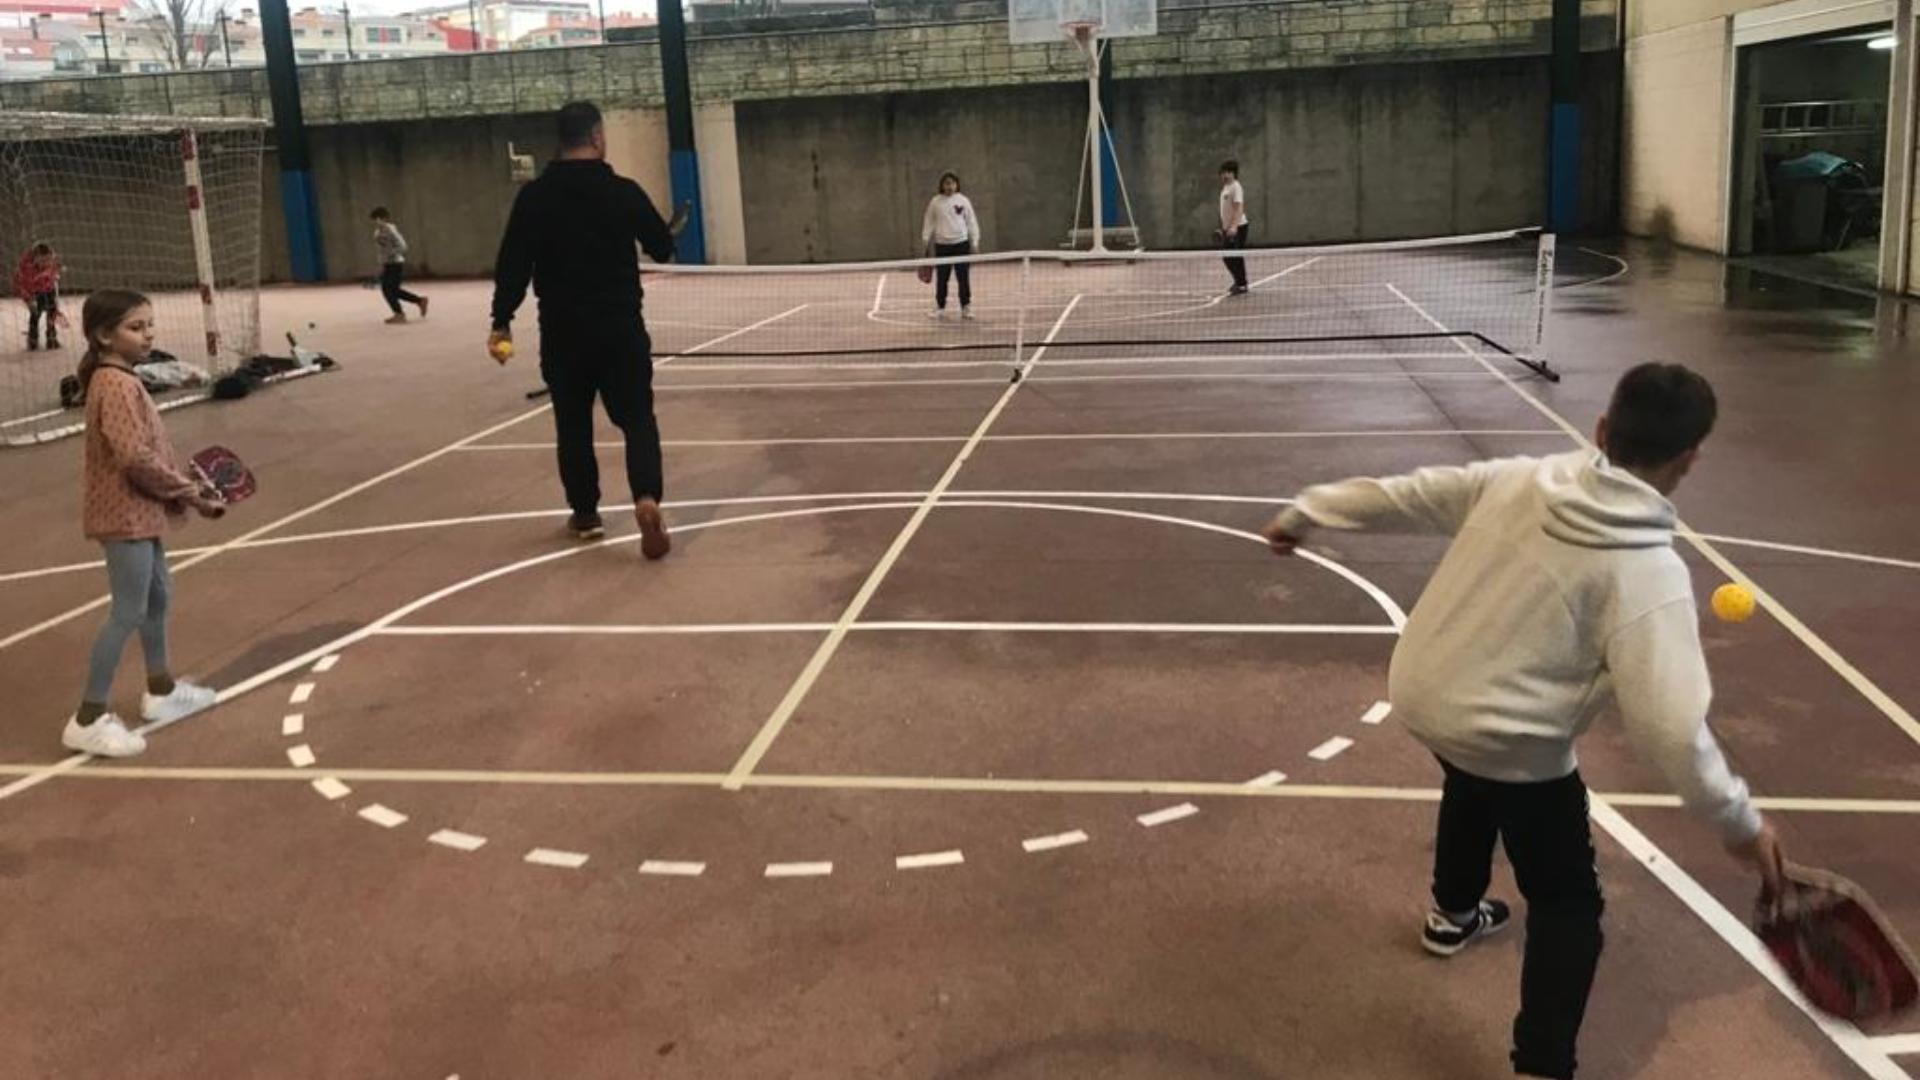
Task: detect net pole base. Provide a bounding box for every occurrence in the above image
[1469,332,1560,383]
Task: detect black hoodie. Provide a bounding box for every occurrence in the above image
[489,158,676,332]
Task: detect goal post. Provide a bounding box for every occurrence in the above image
[0,112,267,445]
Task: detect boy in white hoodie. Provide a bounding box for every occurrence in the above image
[1262,363,1782,1080]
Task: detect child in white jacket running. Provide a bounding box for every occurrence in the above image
[1262,362,1783,1080]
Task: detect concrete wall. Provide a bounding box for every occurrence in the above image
[739,54,1621,263]
[2,1,1621,122]
[1623,19,1733,248]
[737,81,1085,262]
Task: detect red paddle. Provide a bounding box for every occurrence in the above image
[1753,858,1918,1021]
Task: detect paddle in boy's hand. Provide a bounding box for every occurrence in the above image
[1754,851,1919,1021]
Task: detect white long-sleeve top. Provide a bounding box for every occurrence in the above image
[922,193,980,247]
[1271,450,1762,845]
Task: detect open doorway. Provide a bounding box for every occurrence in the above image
[1731,26,1893,292]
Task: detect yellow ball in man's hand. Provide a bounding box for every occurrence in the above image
[490,338,514,363]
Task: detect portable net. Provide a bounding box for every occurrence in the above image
[0,112,267,446]
[637,228,1556,381]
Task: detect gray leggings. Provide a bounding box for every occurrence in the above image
[83,538,172,703]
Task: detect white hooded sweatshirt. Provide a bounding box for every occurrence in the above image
[1272,450,1761,845]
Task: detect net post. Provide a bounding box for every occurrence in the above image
[181,127,222,362]
[1532,232,1556,358]
[1011,255,1031,382]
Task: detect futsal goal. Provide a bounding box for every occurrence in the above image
[0,112,267,446]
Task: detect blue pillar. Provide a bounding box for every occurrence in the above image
[670,149,707,265]
[658,0,706,264]
[260,0,325,280]
[1546,0,1582,234]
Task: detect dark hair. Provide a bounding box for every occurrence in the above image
[938,171,961,192]
[369,206,390,220]
[557,101,603,149]
[76,289,151,395]
[1604,362,1718,468]
[30,242,53,258]
[1220,160,1238,176]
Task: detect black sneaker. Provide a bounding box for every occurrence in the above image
[1228,284,1249,296]
[1421,898,1511,957]
[566,512,605,541]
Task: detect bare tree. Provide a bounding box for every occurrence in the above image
[126,0,229,70]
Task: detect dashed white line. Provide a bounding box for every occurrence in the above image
[638,860,707,877]
[1137,803,1200,827]
[1360,701,1392,725]
[428,829,488,852]
[1022,830,1089,853]
[281,714,305,737]
[895,849,965,870]
[357,804,408,828]
[525,847,589,869]
[1246,771,1289,788]
[764,861,834,878]
[311,655,340,674]
[286,744,316,768]
[288,682,315,705]
[310,777,351,801]
[1309,736,1355,761]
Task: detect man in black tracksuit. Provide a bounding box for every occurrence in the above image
[489,100,677,559]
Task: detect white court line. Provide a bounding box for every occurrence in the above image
[524,847,589,869]
[1690,532,1920,573]
[375,623,835,637]
[659,376,1007,392]
[1870,1033,1920,1056]
[1249,255,1323,290]
[375,621,1390,637]
[639,860,706,877]
[286,745,316,768]
[357,804,408,828]
[311,655,340,674]
[1021,371,1500,385]
[1389,282,1919,1079]
[895,849,965,870]
[1246,771,1289,788]
[856,621,1395,635]
[868,272,886,318]
[720,296,1088,789]
[428,829,488,852]
[443,428,1558,454]
[1360,701,1392,725]
[281,714,305,737]
[0,400,555,657]
[15,762,1920,814]
[288,682,315,705]
[1137,803,1200,827]
[311,777,351,801]
[1388,282,1920,753]
[1587,801,1909,1079]
[1308,736,1354,761]
[764,861,833,878]
[1022,830,1089,852]
[0,308,810,806]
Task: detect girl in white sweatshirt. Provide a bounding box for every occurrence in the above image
[1263,363,1782,1080]
[920,172,980,319]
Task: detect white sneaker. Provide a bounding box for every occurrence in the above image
[142,680,217,724]
[926,309,946,320]
[62,714,147,758]
[961,306,975,320]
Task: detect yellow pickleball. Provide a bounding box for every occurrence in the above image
[490,338,514,363]
[1711,583,1756,623]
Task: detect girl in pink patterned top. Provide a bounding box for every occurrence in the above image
[64,291,226,759]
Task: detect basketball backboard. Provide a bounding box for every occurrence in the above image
[1008,0,1156,46]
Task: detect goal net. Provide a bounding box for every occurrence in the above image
[0,112,267,446]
